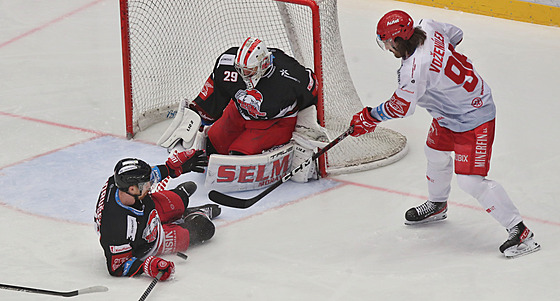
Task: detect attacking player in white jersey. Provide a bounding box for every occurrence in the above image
[349,10,540,258]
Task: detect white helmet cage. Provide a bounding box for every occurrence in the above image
[235,37,273,89]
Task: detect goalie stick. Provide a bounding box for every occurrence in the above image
[0,283,108,297]
[208,126,354,208]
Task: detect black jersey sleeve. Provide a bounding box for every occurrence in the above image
[102,244,145,277]
[272,49,318,111]
[192,47,240,123]
[296,67,319,110]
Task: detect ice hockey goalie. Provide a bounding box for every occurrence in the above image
[157,37,328,191]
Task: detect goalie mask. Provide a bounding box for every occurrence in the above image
[235,37,273,89]
[114,158,153,193]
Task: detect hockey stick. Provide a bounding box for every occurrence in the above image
[138,271,163,301]
[177,251,188,260]
[208,126,354,208]
[0,283,108,297]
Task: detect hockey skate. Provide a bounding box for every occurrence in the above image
[185,204,221,220]
[173,181,221,221]
[500,221,541,259]
[176,181,197,197]
[181,211,216,244]
[405,200,447,225]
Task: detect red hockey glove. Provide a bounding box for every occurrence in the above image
[166,149,208,177]
[350,107,381,137]
[143,256,175,281]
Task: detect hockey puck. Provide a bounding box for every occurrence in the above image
[176,252,188,260]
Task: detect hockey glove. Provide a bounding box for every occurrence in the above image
[350,107,381,137]
[166,149,208,177]
[143,256,175,281]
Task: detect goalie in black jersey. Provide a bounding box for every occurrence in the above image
[158,37,328,188]
[94,150,220,280]
[189,36,319,156]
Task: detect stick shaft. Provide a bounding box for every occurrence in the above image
[0,283,107,297]
[138,271,163,301]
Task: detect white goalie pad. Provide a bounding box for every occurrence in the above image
[205,143,294,193]
[290,106,328,183]
[157,99,201,150]
[294,106,330,144]
[290,137,322,183]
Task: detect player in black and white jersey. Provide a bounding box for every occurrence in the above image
[94,150,220,280]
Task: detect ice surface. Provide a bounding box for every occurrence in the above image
[1,0,559,300]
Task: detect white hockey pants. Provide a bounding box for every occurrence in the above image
[425,145,522,229]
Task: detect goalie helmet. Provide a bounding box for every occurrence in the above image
[235,37,273,89]
[113,158,153,191]
[376,10,414,50]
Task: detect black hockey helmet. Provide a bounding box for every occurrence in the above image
[113,158,152,191]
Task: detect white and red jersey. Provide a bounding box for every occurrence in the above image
[371,19,496,132]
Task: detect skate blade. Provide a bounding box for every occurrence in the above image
[504,238,541,259]
[404,213,447,226]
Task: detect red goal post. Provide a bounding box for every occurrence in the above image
[119,0,407,176]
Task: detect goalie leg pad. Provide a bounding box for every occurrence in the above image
[205,143,294,192]
[290,143,319,183]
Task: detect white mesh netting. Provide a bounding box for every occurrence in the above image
[121,0,407,174]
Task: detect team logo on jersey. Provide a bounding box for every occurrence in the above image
[471,97,483,108]
[235,89,267,119]
[218,53,236,67]
[386,93,411,118]
[143,209,161,244]
[110,243,132,254]
[111,252,131,272]
[280,69,300,83]
[199,77,214,100]
[306,69,316,92]
[126,215,137,240]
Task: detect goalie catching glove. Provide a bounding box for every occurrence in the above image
[350,107,381,137]
[166,149,208,178]
[143,256,175,281]
[157,99,203,152]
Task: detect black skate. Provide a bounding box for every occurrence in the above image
[405,200,447,225]
[181,211,215,244]
[185,204,221,220]
[176,181,197,197]
[500,221,541,258]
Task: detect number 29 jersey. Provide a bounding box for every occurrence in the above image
[374,19,496,133]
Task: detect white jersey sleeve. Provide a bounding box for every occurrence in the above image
[371,19,496,133]
[422,19,463,47]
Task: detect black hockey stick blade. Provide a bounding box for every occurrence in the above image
[208,126,354,208]
[0,283,108,297]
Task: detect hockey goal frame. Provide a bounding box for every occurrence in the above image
[121,0,325,136]
[119,0,407,177]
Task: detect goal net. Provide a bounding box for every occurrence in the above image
[120,0,407,175]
